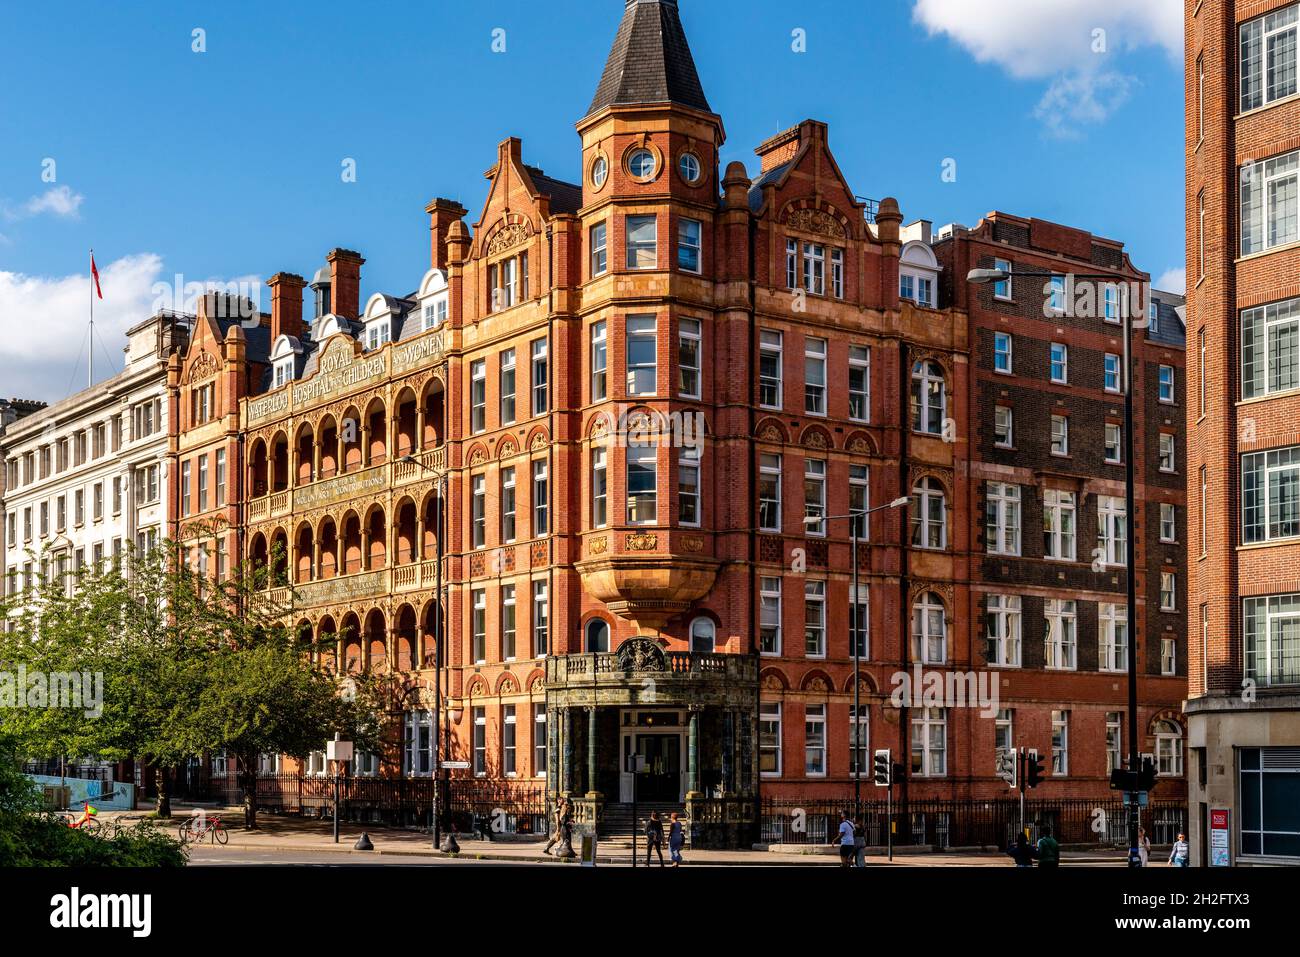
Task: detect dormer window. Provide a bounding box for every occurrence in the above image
[366,321,391,351]
[899,240,941,309]
[416,268,450,332]
[270,334,302,388]
[423,298,448,331]
[274,359,294,389]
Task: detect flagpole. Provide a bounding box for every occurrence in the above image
[88,248,94,389]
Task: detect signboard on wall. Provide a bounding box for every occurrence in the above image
[1210,808,1231,867]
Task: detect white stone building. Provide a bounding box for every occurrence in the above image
[2,314,187,617]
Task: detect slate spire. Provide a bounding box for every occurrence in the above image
[586,0,711,118]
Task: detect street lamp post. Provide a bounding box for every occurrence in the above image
[326,733,353,844]
[398,454,446,849]
[968,267,1144,866]
[805,495,909,837]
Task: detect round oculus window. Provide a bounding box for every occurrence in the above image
[678,152,701,183]
[591,155,609,189]
[628,148,657,179]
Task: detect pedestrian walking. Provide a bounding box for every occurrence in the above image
[542,797,567,856]
[1168,832,1190,867]
[1137,826,1151,867]
[1007,832,1036,867]
[668,811,685,867]
[645,810,665,866]
[1036,825,1060,868]
[833,810,857,867]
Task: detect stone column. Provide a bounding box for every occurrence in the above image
[361,527,371,571]
[562,708,574,795]
[722,709,734,795]
[547,707,559,796]
[416,407,426,454]
[586,706,600,798]
[361,425,371,467]
[687,708,701,798]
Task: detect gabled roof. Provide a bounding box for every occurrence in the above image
[586,0,710,118]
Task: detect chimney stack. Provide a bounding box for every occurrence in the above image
[426,199,468,272]
[327,249,365,320]
[267,272,307,341]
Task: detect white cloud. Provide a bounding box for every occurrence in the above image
[1155,267,1186,295]
[3,185,85,222]
[912,0,1182,135]
[1034,72,1135,139]
[0,255,262,403]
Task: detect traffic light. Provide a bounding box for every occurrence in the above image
[995,749,1016,789]
[1025,751,1046,789]
[1137,756,1157,792]
[873,749,892,787]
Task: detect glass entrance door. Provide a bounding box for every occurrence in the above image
[636,734,681,802]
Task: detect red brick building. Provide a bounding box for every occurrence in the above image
[1184,0,1300,866]
[936,215,1188,804]
[209,0,1190,846]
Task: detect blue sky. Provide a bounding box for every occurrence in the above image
[0,0,1185,403]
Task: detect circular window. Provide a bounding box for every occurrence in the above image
[628,148,657,180]
[591,154,609,190]
[678,152,701,184]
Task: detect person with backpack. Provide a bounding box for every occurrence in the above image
[645,810,666,866]
[833,810,857,867]
[1169,832,1190,867]
[1036,825,1060,868]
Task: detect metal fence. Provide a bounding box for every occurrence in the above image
[760,797,1187,850]
[22,761,112,783]
[199,774,549,833]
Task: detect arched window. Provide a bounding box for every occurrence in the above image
[586,618,610,654]
[911,592,947,664]
[1154,719,1184,777]
[689,617,716,654]
[911,477,947,550]
[910,360,946,435]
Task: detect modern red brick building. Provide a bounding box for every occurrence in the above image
[936,215,1188,806]
[1184,0,1300,866]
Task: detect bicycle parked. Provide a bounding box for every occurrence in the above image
[177,813,229,845]
[63,801,101,835]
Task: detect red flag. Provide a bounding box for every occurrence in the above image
[90,252,103,299]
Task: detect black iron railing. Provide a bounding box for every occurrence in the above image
[760,797,1187,849]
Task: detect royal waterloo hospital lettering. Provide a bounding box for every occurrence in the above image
[292,349,388,406]
[392,331,444,373]
[246,389,289,425]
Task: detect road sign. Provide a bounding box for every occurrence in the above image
[1121,791,1149,807]
[442,761,470,770]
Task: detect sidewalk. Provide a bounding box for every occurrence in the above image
[98,806,1133,866]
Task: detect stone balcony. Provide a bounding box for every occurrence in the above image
[544,638,757,709]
